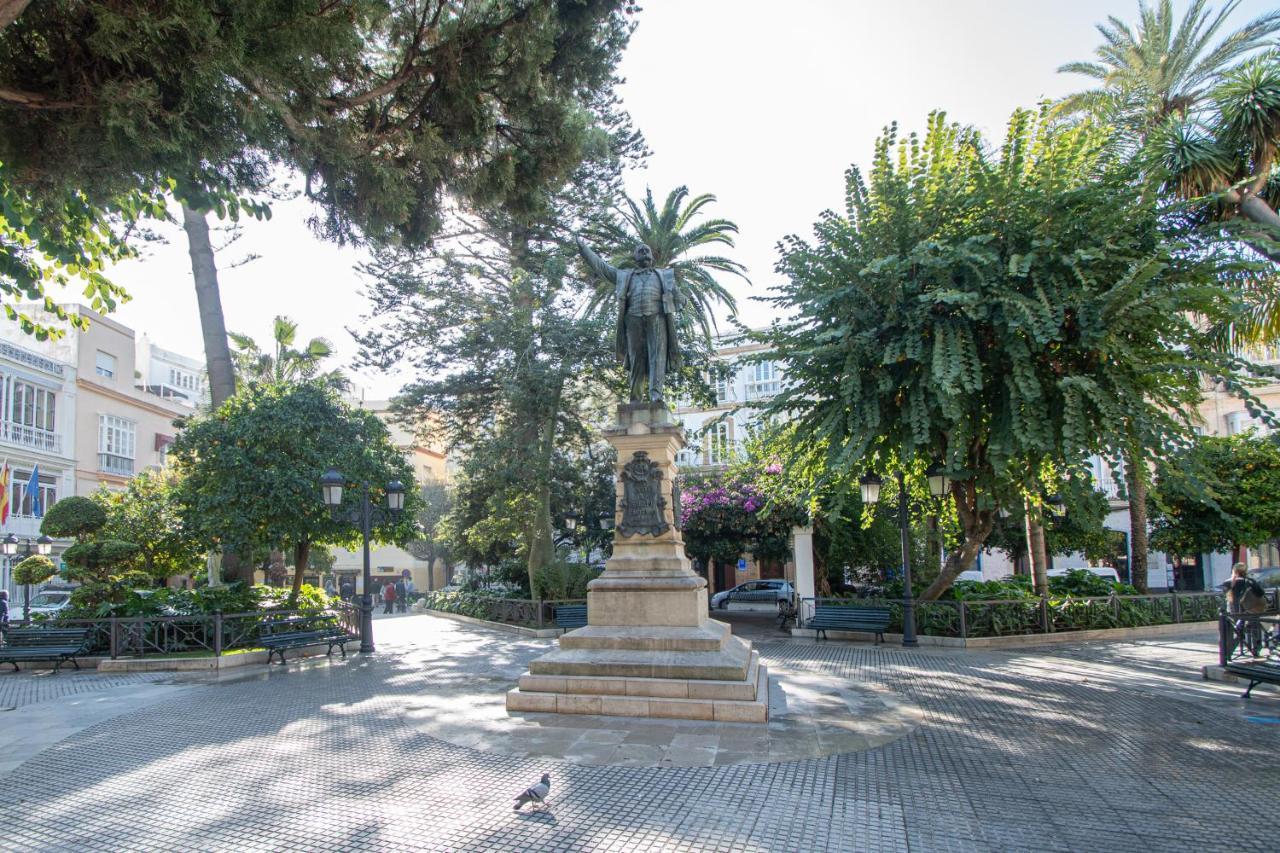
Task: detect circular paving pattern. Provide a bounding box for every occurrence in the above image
[405,659,923,767]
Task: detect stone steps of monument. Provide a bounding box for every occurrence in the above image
[518,651,761,702]
[506,659,769,723]
[528,639,752,682]
[558,624,729,653]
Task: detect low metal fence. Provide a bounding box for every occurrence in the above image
[417,593,588,628]
[798,590,1236,639]
[5,608,354,659]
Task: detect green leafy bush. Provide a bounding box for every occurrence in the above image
[40,496,107,540]
[532,561,596,600]
[12,555,56,586]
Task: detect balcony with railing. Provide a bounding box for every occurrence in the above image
[99,453,134,476]
[0,421,61,454]
[744,379,779,401]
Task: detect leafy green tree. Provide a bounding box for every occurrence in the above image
[408,479,454,589]
[757,107,1265,599]
[168,381,419,591]
[2,1,637,396]
[93,470,203,583]
[585,186,747,343]
[1150,431,1280,558]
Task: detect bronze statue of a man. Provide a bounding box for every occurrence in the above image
[575,237,683,402]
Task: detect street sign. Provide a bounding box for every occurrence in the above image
[402,568,411,579]
[737,558,747,572]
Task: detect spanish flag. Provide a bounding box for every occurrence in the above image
[0,461,9,525]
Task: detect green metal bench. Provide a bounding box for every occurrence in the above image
[260,615,354,664]
[1225,660,1280,699]
[554,605,587,630]
[808,606,890,643]
[0,627,92,673]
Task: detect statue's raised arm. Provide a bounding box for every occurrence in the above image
[575,236,620,284]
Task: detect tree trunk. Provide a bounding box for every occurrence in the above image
[183,204,249,584]
[1025,502,1050,596]
[291,540,310,596]
[1125,450,1149,592]
[921,480,995,600]
[182,204,237,408]
[524,380,563,596]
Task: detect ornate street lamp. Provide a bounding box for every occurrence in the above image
[320,470,405,654]
[860,466,949,647]
[5,534,55,621]
[1046,493,1067,517]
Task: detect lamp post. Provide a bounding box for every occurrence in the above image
[3,533,54,622]
[319,470,404,654]
[860,465,949,647]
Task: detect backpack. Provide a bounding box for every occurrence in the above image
[1241,577,1268,615]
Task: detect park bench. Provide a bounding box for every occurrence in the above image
[1224,660,1280,699]
[0,627,92,673]
[554,605,587,630]
[807,606,890,643]
[260,614,354,665]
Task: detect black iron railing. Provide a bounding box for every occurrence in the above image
[799,590,1239,640]
[2,607,355,659]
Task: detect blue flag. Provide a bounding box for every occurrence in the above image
[24,464,39,517]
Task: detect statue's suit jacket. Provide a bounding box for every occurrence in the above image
[614,267,684,372]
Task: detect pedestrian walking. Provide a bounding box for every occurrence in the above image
[383,581,397,614]
[1226,562,1268,656]
[0,589,8,638]
[395,578,407,613]
[340,579,354,602]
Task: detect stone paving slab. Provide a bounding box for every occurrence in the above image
[0,615,1274,851]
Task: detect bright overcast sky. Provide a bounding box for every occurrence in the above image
[105,0,1275,398]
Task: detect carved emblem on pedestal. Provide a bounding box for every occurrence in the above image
[618,451,669,536]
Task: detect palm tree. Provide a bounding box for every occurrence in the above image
[230,315,348,391]
[586,186,746,343]
[1058,1,1280,264]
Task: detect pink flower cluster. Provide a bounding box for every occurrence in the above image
[680,477,767,527]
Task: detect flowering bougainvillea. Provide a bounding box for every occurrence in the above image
[680,465,804,568]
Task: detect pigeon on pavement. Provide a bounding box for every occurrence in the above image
[513,773,551,811]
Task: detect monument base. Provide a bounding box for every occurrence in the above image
[506,403,768,724]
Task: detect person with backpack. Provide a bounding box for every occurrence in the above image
[382,580,397,614]
[1226,563,1268,656]
[394,578,407,613]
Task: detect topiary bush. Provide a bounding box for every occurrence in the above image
[62,540,141,576]
[12,554,57,586]
[40,496,107,541]
[532,561,596,600]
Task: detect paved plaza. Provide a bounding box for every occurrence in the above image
[0,613,1276,852]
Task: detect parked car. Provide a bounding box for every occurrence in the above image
[26,587,74,618]
[710,580,793,610]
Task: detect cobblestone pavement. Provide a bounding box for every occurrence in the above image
[0,615,1275,852]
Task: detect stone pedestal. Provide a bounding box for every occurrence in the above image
[506,402,769,723]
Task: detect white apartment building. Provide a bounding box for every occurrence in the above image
[673,334,779,469]
[0,334,79,603]
[135,333,208,409]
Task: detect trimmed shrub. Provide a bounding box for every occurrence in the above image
[12,554,56,586]
[40,496,107,540]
